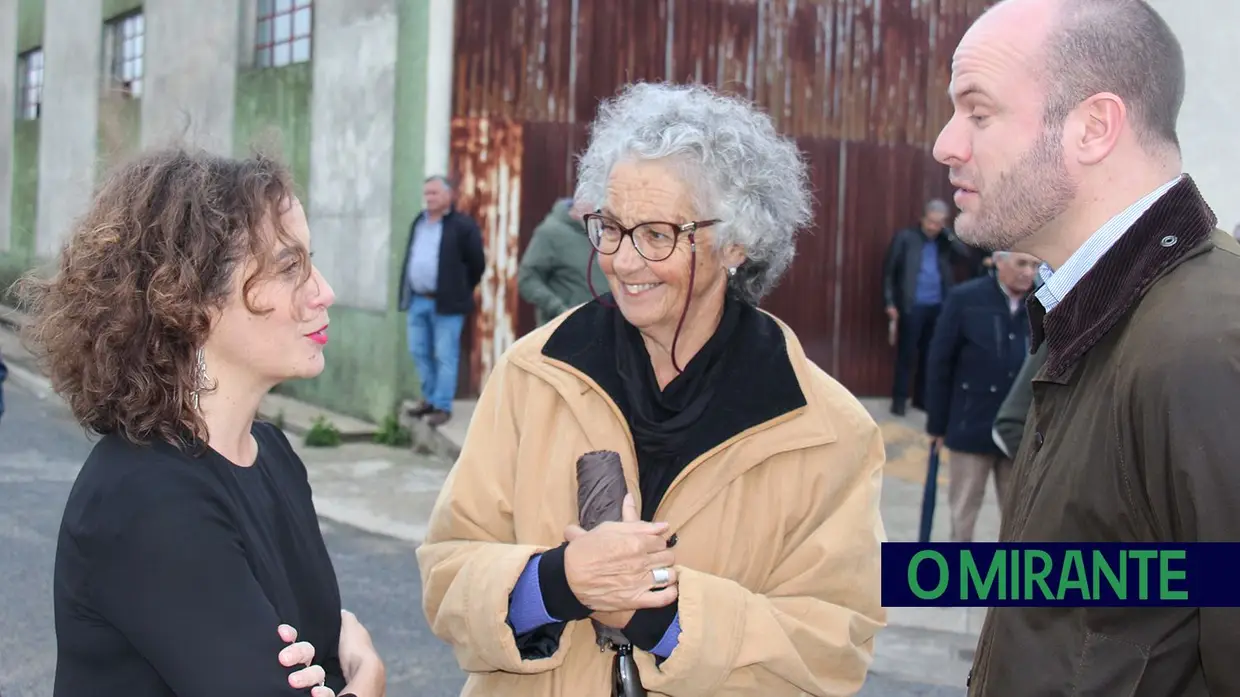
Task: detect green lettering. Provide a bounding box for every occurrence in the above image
[962,550,1004,600]
[1130,550,1158,600]
[1056,550,1091,600]
[1160,550,1188,600]
[1009,546,1019,600]
[1024,550,1054,599]
[909,551,949,599]
[1092,550,1126,599]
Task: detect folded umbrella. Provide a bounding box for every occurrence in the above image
[576,450,632,650]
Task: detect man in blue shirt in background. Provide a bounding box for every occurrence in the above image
[881,199,978,415]
[398,176,486,427]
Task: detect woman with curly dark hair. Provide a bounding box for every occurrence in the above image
[19,147,386,697]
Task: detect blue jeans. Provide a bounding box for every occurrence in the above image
[406,295,466,413]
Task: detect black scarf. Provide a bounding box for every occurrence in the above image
[614,292,742,519]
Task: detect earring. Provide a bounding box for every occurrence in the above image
[191,347,209,411]
[727,266,738,277]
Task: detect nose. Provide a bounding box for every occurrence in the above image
[932,114,969,167]
[611,235,647,275]
[309,266,336,309]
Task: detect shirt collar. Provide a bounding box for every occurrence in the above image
[1035,175,1183,313]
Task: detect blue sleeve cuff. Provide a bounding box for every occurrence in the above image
[649,612,681,658]
[508,555,559,635]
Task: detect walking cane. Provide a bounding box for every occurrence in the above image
[918,440,941,543]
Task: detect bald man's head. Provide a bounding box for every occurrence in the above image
[934,0,1185,254]
[979,0,1185,151]
[1038,0,1185,152]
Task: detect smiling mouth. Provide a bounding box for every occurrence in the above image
[621,282,662,296]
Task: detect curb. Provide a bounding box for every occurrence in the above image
[312,496,427,544]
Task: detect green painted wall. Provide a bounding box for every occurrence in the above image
[4,0,44,301]
[258,0,432,425]
[101,0,142,20]
[233,61,313,204]
[17,0,44,52]
[1,121,39,300]
[95,0,145,181]
[392,0,431,401]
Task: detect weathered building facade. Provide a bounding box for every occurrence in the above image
[0,0,441,424]
[2,0,1233,421]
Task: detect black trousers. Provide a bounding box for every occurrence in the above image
[892,303,941,408]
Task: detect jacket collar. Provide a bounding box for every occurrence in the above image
[507,299,837,527]
[1029,175,1218,383]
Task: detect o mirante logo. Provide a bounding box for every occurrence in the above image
[881,543,1240,607]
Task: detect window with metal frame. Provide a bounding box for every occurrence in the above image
[104,11,145,97]
[16,48,43,120]
[104,11,146,97]
[255,0,313,68]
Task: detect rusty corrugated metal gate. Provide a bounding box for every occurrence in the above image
[451,0,994,398]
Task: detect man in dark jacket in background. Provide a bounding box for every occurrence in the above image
[882,199,980,415]
[399,175,486,427]
[517,198,606,327]
[925,251,1038,542]
[0,349,7,425]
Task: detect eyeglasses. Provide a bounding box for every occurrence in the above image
[584,213,721,262]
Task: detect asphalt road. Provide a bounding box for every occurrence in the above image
[0,378,962,697]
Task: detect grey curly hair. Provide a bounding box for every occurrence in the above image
[573,82,814,305]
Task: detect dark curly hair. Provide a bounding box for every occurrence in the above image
[14,146,309,448]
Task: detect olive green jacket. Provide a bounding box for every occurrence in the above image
[517,200,607,326]
[991,341,1046,459]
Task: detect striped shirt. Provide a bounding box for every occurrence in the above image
[1035,175,1183,313]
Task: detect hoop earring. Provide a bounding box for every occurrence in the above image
[191,347,209,411]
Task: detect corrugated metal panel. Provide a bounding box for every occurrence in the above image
[449,117,523,397]
[451,0,995,397]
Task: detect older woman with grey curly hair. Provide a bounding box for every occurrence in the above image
[417,81,887,697]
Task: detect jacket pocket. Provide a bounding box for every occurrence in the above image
[1070,631,1150,697]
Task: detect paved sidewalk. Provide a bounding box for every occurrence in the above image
[2,319,997,691]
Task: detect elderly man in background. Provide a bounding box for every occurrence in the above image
[925,250,1038,542]
[398,175,486,427]
[518,197,607,327]
[936,0,1240,693]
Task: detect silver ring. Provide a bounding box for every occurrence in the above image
[652,567,671,586]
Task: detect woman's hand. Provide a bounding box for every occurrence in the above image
[277,624,336,697]
[563,494,678,612]
[338,610,386,697]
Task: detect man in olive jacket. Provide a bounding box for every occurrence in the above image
[990,342,1046,460]
[936,0,1240,694]
[517,198,606,327]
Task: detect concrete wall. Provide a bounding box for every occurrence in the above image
[35,0,101,258]
[140,0,239,154]
[0,0,18,253]
[274,0,429,423]
[1148,0,1239,233]
[307,0,398,313]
